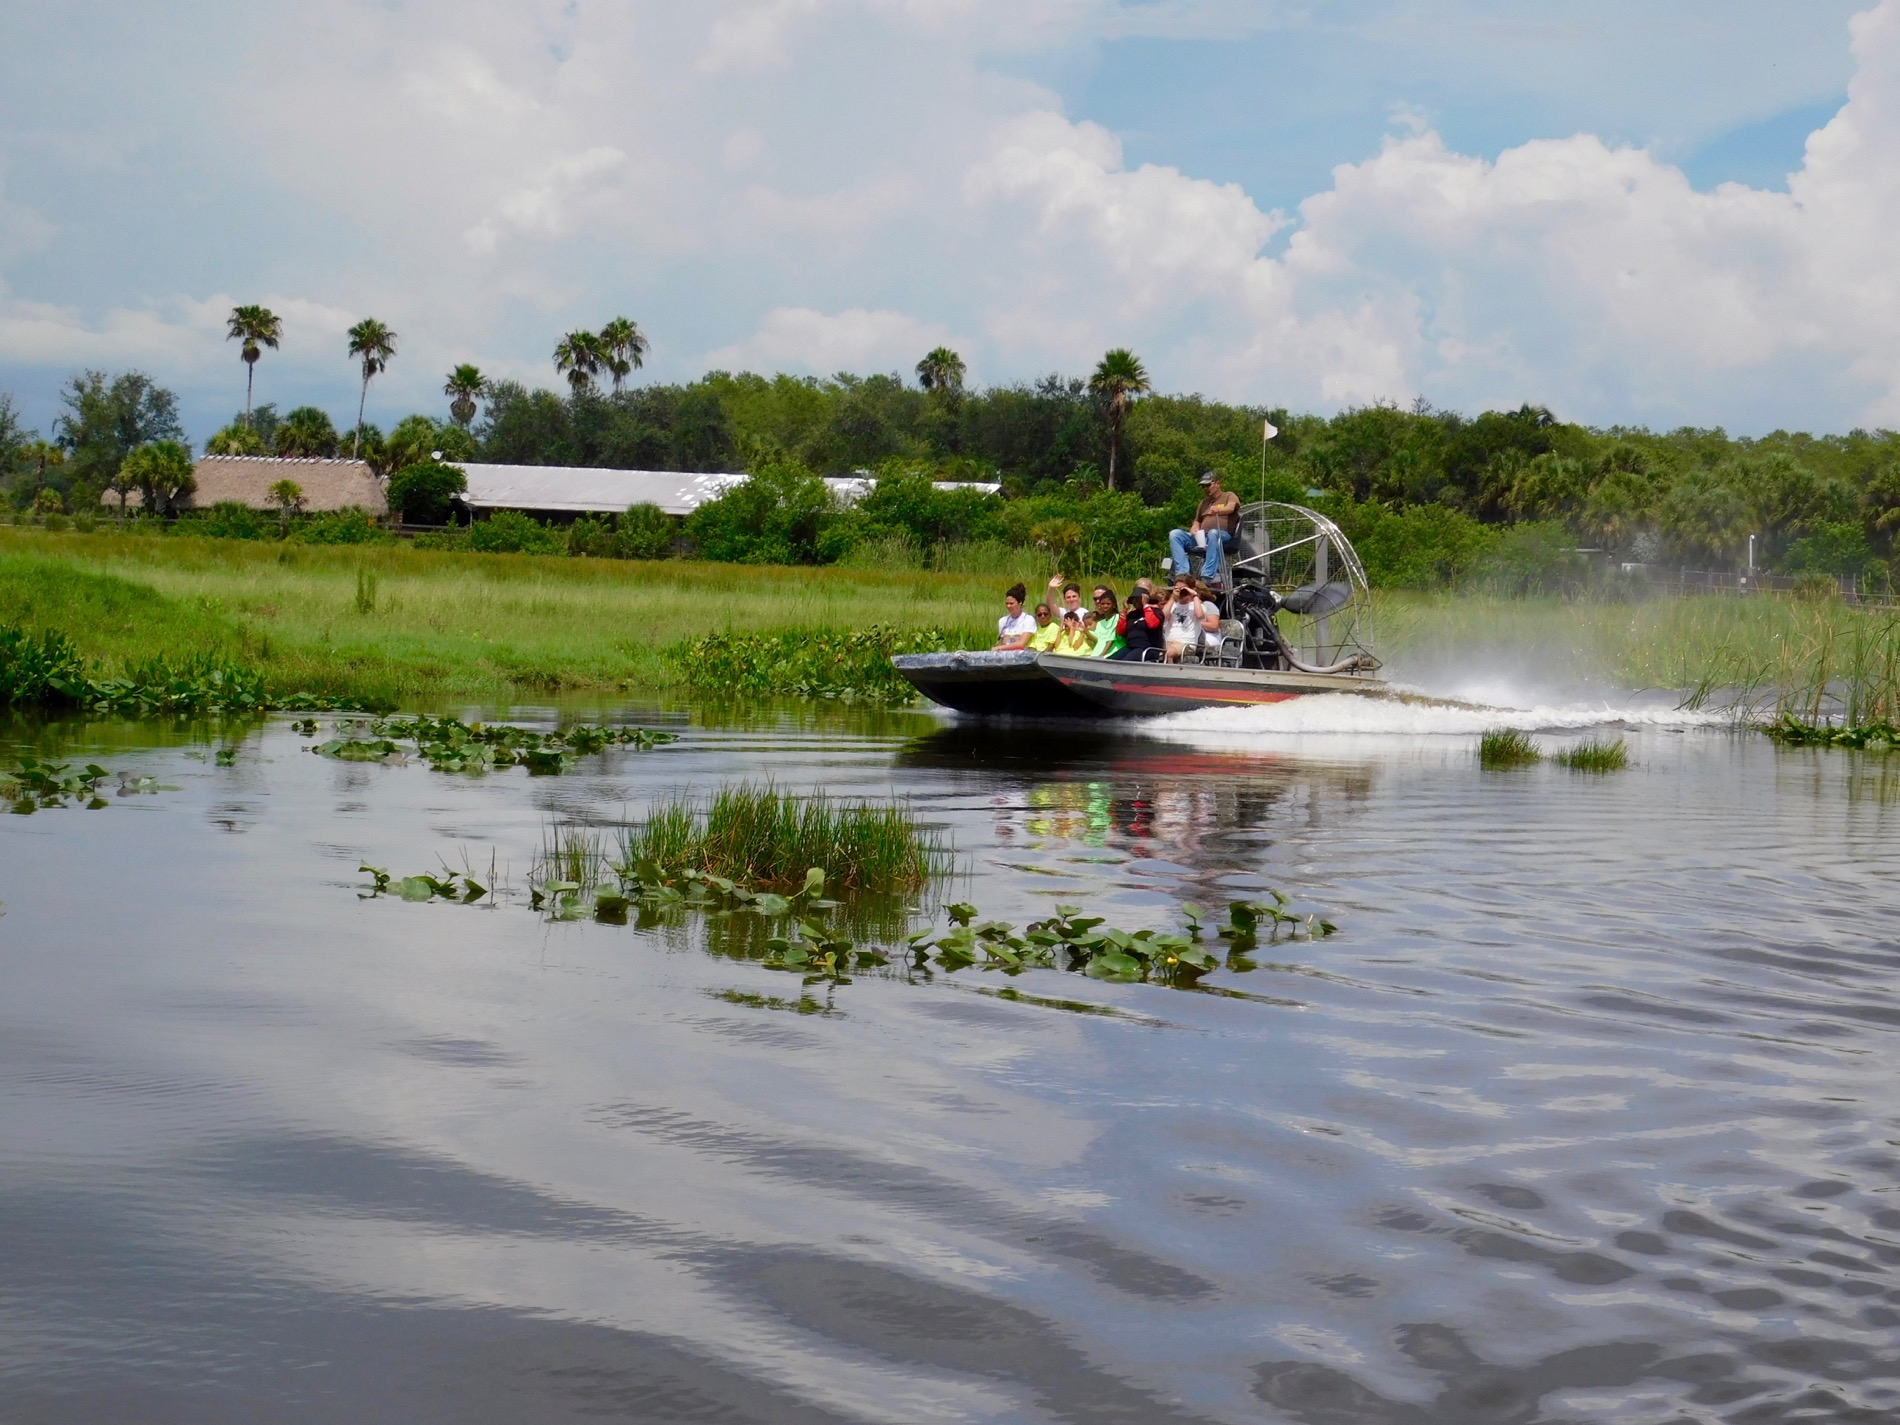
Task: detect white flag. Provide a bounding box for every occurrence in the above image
[1262,419,1279,442]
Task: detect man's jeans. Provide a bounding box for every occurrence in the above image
[1169,527,1231,581]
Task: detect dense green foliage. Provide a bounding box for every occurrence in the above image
[668,624,979,703]
[11,353,1900,586]
[566,503,674,559]
[386,460,467,524]
[0,622,269,713]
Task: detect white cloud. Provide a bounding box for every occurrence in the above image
[955,0,1900,427]
[0,0,1895,438]
[702,306,955,375]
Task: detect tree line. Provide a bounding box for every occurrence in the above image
[3,304,1899,584]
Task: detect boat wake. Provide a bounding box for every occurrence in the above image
[1146,687,1733,738]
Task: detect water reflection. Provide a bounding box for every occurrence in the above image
[3,712,1899,1422]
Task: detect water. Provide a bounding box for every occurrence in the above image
[2,701,1898,1423]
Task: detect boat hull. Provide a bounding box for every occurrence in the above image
[890,650,1113,718]
[892,650,1386,718]
[1036,653,1386,715]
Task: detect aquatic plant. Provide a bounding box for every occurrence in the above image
[1763,717,1900,750]
[618,784,943,890]
[358,864,490,903]
[0,626,89,706]
[3,755,109,811]
[312,714,678,773]
[1553,737,1629,771]
[1,620,360,715]
[901,895,1335,985]
[666,624,982,704]
[1478,728,1542,768]
[359,838,1341,993]
[1,755,168,812]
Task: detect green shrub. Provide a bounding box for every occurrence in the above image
[190,501,271,540]
[668,624,980,703]
[386,461,467,525]
[684,461,853,564]
[1468,521,1592,596]
[566,503,677,560]
[292,508,390,545]
[1333,499,1500,588]
[468,508,562,554]
[1777,520,1879,582]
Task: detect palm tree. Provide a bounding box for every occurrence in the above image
[444,364,487,427]
[225,305,282,426]
[554,331,604,396]
[1088,348,1151,492]
[346,318,397,458]
[598,317,648,394]
[266,478,306,535]
[916,346,966,398]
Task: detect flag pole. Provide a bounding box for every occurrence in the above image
[1260,414,1279,505]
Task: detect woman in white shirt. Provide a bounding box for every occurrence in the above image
[994,582,1037,650]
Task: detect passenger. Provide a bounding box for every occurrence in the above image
[1046,574,1086,625]
[1053,609,1091,654]
[994,582,1036,650]
[1111,589,1163,661]
[1027,602,1063,652]
[1162,579,1212,662]
[1088,586,1121,656]
[1084,608,1120,658]
[1193,577,1225,651]
[1168,472,1241,587]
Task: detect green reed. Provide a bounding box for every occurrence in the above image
[1553,737,1628,772]
[1479,728,1541,768]
[619,784,945,891]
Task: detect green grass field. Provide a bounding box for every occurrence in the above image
[3,525,1887,715]
[0,527,1006,706]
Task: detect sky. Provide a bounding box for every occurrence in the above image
[0,0,1896,444]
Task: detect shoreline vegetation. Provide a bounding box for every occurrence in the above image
[5,525,1900,739]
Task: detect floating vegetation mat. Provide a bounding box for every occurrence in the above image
[357,844,1335,993]
[2,755,170,813]
[309,714,677,774]
[1764,717,1900,750]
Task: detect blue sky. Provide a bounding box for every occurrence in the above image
[0,0,1894,444]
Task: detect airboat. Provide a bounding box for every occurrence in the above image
[891,501,1386,718]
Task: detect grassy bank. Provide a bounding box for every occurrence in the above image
[6,525,1893,716]
[0,528,999,707]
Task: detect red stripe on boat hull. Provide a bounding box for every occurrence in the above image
[1102,681,1302,704]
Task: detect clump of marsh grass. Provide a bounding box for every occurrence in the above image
[542,824,608,890]
[1553,736,1628,772]
[619,784,944,892]
[1478,727,1542,768]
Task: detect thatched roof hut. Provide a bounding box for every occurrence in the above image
[104,456,388,516]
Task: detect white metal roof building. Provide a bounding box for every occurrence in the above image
[453,464,997,518]
[455,464,748,518]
